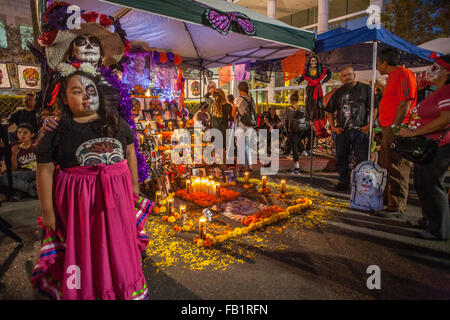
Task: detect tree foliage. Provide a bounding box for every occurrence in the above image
[382,0,449,45]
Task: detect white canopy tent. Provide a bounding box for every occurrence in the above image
[47,0,315,69]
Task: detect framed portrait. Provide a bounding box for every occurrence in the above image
[17,64,41,90]
[0,63,12,89]
[135,122,144,131]
[192,167,206,177]
[187,79,202,99]
[122,54,151,92]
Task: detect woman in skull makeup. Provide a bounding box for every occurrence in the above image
[31,66,151,300]
[68,35,103,65]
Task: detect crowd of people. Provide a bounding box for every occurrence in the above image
[0,23,448,301]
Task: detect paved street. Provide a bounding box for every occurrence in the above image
[1,167,449,300]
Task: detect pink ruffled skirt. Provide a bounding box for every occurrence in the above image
[30,160,154,300]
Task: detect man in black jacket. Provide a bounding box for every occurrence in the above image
[6,91,38,142]
[326,66,371,191]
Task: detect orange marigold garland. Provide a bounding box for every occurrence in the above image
[175,189,240,207]
[195,199,313,247]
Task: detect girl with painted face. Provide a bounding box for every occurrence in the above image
[32,69,152,300]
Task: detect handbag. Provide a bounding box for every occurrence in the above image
[392,127,449,164]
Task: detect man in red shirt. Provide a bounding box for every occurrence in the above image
[377,48,417,216]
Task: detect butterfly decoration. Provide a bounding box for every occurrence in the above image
[205,9,256,36]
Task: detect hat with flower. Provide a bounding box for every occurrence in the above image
[40,1,130,70]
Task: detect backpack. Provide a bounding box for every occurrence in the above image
[238,96,257,127]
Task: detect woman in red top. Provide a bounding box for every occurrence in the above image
[399,54,450,240]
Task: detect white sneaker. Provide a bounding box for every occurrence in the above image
[301,151,308,156]
[290,167,301,174]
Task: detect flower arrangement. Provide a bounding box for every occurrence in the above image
[274,193,292,200]
[175,188,241,207]
[286,198,313,214]
[257,187,271,194]
[195,200,312,247]
[57,62,98,77]
[153,193,175,214]
[240,206,284,226]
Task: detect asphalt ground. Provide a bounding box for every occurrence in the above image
[0,169,449,301]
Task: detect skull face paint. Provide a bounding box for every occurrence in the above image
[72,35,101,65]
[79,75,99,112]
[310,57,318,69]
[427,63,442,81]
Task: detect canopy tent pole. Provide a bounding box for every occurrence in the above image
[368,40,378,161]
[310,121,313,183]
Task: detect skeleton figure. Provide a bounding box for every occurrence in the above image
[70,35,102,66]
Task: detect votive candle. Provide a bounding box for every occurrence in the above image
[281,179,286,194]
[155,191,162,206]
[199,217,207,239]
[168,198,174,214]
[180,205,187,225]
[186,179,191,193]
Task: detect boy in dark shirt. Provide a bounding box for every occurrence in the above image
[6,91,38,142]
[0,123,38,199]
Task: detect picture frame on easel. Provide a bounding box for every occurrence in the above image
[0,63,12,89]
[16,64,41,90]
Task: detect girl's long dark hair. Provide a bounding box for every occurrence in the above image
[55,71,121,139]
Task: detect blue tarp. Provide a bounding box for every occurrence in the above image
[314,26,439,71]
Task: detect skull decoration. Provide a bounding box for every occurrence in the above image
[71,35,101,66]
[310,56,318,69]
[350,161,387,211]
[427,63,442,82]
[79,75,99,112]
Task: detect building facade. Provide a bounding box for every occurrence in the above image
[0,0,38,95]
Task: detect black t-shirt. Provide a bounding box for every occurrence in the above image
[263,112,281,128]
[37,116,135,168]
[325,82,371,129]
[7,109,38,132]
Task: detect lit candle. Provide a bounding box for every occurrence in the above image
[244,172,249,184]
[168,198,174,214]
[179,121,183,128]
[216,183,221,197]
[155,191,162,207]
[262,176,267,188]
[201,178,207,193]
[199,217,207,239]
[168,121,173,130]
[180,205,187,225]
[281,179,286,194]
[157,134,162,145]
[186,179,191,193]
[208,180,214,195]
[212,182,217,197]
[195,178,200,193]
[208,175,214,181]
